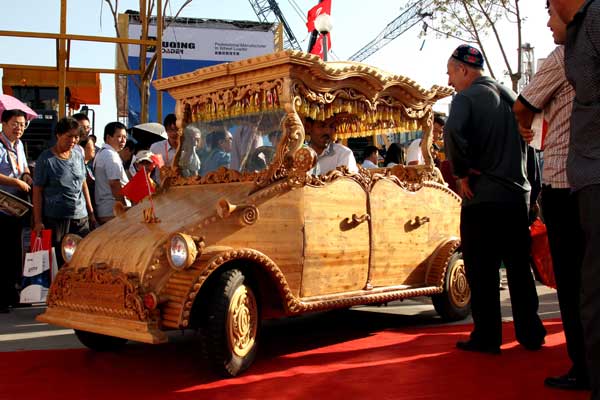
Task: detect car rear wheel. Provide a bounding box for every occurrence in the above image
[202,269,260,377]
[74,330,127,351]
[432,252,471,321]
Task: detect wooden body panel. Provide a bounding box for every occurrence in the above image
[370,181,461,287]
[190,185,305,297]
[301,179,369,296]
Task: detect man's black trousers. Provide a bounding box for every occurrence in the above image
[577,184,600,398]
[460,202,546,348]
[541,186,587,380]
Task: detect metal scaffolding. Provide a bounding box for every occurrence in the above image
[248,0,302,51]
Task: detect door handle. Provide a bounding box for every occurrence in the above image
[340,213,370,231]
[351,213,370,225]
[415,216,430,226]
[405,216,430,232]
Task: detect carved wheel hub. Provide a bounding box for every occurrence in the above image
[227,285,258,357]
[449,259,470,308]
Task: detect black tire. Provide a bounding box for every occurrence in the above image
[74,329,127,352]
[432,252,471,321]
[202,269,260,377]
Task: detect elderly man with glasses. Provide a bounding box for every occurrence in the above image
[0,109,33,313]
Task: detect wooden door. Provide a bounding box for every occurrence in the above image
[300,178,370,297]
[369,180,437,287]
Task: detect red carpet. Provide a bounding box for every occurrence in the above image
[0,315,590,400]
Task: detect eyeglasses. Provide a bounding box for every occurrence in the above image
[79,125,92,133]
[9,121,29,130]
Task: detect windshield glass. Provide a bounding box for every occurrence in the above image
[179,110,286,178]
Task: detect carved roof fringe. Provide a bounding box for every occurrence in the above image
[154,50,453,139]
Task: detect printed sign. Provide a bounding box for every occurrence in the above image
[128,24,274,62]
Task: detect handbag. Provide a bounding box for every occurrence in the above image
[22,233,50,277]
[530,218,556,289]
[20,229,53,304]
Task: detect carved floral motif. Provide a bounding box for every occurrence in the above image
[47,263,150,321]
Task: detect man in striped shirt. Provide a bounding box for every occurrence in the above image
[550,0,600,397]
[513,1,589,391]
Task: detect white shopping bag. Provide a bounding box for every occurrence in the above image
[22,237,50,277]
[50,247,58,281]
[20,233,52,304]
[20,285,48,304]
[530,112,547,150]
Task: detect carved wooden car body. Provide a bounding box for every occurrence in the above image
[38,50,469,376]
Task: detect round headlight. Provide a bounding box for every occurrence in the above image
[61,234,82,263]
[167,233,197,270]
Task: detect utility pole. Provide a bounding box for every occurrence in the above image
[518,42,535,92]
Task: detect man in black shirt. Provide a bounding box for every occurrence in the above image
[444,44,546,355]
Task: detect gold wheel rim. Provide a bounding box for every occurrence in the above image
[227,284,258,358]
[449,259,471,308]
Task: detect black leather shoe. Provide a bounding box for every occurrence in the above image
[544,374,590,390]
[456,340,501,355]
[522,339,545,351]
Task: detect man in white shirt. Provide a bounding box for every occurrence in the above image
[307,119,358,175]
[406,138,425,166]
[406,115,446,166]
[149,114,179,169]
[361,146,379,169]
[94,122,130,224]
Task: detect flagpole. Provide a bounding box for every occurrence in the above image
[307,0,325,52]
[143,166,156,217]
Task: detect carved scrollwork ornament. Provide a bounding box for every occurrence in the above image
[255,96,306,189]
[239,205,259,226]
[47,264,149,321]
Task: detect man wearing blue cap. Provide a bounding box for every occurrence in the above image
[444,44,546,354]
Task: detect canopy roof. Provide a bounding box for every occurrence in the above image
[154,50,453,139]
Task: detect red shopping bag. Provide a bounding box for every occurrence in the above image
[530,218,556,288]
[31,229,52,252]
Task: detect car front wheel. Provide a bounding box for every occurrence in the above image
[203,269,260,377]
[432,252,471,321]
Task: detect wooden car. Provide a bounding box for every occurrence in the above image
[37,51,469,377]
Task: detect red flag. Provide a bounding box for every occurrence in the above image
[121,168,156,203]
[151,154,165,168]
[306,0,332,32]
[310,33,332,59]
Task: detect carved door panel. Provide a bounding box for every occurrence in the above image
[369,180,437,287]
[301,178,370,297]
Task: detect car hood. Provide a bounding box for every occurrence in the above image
[67,182,255,275]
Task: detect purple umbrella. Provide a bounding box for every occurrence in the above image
[0,94,38,121]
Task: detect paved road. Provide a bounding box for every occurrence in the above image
[0,278,560,352]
